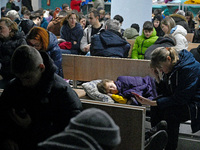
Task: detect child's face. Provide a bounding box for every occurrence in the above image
[143,30,153,38]
[153,19,160,28]
[161,24,169,34]
[105,81,118,94]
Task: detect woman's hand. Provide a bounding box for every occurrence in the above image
[135,95,157,106]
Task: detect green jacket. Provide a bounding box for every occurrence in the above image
[131,28,158,59]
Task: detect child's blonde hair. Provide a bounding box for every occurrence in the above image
[97,79,112,94]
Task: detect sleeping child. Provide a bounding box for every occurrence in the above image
[97,76,157,105]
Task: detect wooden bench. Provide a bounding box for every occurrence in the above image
[81,99,146,150]
[188,43,200,51]
[62,54,151,88]
[185,33,194,43]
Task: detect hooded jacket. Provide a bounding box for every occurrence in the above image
[47,31,63,77]
[90,29,130,58]
[170,14,190,33]
[170,25,188,52]
[144,36,176,59]
[0,31,26,80]
[60,22,83,53]
[131,28,158,59]
[0,51,82,149]
[156,50,200,133]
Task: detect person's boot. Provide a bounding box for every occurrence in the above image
[145,130,168,150]
[145,120,167,140]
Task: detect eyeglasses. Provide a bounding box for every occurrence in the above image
[89,17,93,20]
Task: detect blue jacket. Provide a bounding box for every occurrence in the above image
[41,17,49,29]
[60,22,83,53]
[90,29,130,58]
[156,50,200,133]
[115,76,158,104]
[47,32,63,77]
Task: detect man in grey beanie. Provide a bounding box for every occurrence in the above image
[37,108,168,150]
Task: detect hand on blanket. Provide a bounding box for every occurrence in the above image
[135,95,157,106]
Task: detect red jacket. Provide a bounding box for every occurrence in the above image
[70,0,82,12]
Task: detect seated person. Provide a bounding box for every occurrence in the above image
[37,108,168,150]
[144,34,176,60]
[97,76,157,105]
[26,26,63,77]
[90,19,130,58]
[0,45,82,150]
[131,21,158,59]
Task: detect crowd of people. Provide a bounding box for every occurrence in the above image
[0,0,200,150]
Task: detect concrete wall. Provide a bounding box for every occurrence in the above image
[111,0,152,34]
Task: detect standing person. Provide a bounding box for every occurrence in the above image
[70,0,85,12]
[131,21,158,59]
[153,15,165,37]
[185,11,195,33]
[90,19,130,58]
[135,47,200,150]
[0,45,82,150]
[161,16,188,52]
[26,27,63,77]
[60,12,84,54]
[22,0,33,12]
[0,17,26,89]
[80,9,104,54]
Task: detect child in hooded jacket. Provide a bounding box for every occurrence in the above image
[131,21,158,59]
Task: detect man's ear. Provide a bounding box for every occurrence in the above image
[39,63,45,72]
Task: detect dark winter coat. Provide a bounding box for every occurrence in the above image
[19,19,35,35]
[0,51,82,150]
[156,50,200,133]
[90,29,130,58]
[0,31,26,80]
[192,29,200,43]
[144,36,176,60]
[60,22,83,53]
[190,45,200,62]
[188,19,195,33]
[22,0,33,11]
[41,17,49,29]
[114,76,158,101]
[47,31,63,77]
[170,14,190,33]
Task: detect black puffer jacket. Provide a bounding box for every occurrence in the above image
[0,31,26,80]
[0,51,82,150]
[144,36,176,59]
[190,45,200,62]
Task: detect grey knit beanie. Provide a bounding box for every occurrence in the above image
[37,129,103,150]
[66,108,121,148]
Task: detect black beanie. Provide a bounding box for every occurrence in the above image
[67,108,121,148]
